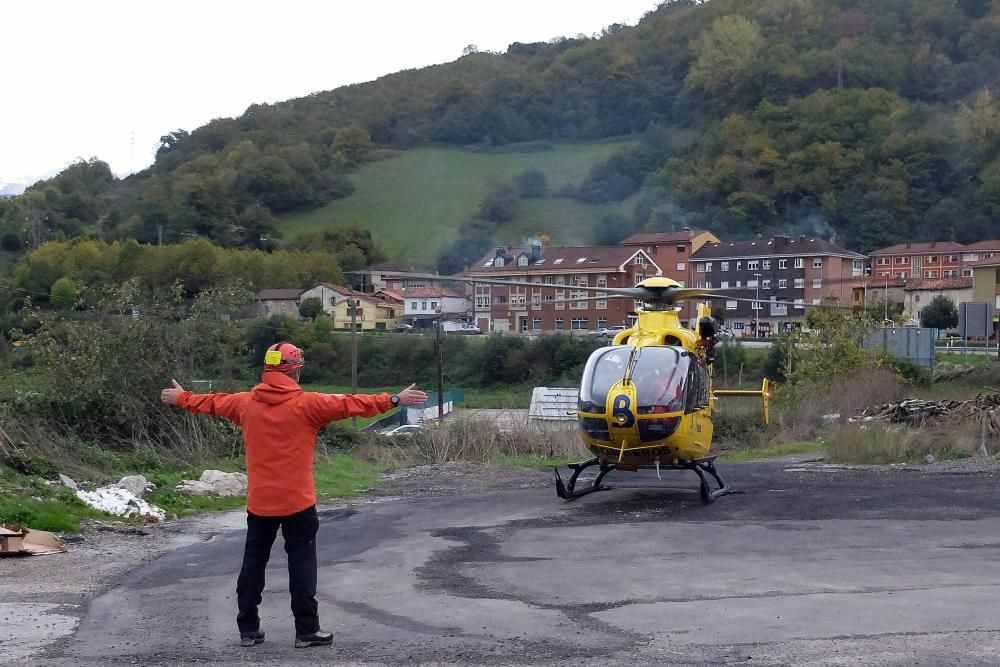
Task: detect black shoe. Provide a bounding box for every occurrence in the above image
[294,630,333,648]
[240,630,265,647]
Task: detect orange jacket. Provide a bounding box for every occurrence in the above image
[177,371,393,516]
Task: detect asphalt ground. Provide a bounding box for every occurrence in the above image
[25,460,1000,666]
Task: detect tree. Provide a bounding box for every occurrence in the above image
[957,89,1000,160]
[686,16,764,91]
[479,183,518,222]
[515,168,547,198]
[50,277,83,310]
[332,124,374,166]
[919,295,958,330]
[299,297,324,320]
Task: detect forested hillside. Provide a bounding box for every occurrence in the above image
[0,0,998,281]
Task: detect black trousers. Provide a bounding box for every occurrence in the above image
[236,505,320,635]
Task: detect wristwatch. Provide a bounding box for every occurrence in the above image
[390,394,400,406]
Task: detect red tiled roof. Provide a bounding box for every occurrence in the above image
[316,282,352,294]
[691,236,865,259]
[960,240,1000,251]
[620,229,711,245]
[376,289,405,302]
[903,278,973,291]
[256,288,304,301]
[467,245,656,274]
[868,241,965,255]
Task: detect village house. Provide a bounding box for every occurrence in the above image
[328,291,401,331]
[690,235,866,336]
[970,258,1000,337]
[618,228,720,318]
[254,288,305,317]
[851,276,907,319]
[353,262,442,293]
[902,278,974,327]
[464,244,661,334]
[298,283,353,314]
[401,287,468,330]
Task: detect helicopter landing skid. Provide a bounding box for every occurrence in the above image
[554,458,617,500]
[683,456,733,504]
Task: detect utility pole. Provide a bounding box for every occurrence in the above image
[884,274,888,324]
[350,298,358,426]
[436,318,445,423]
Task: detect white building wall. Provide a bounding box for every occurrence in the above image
[299,285,351,314]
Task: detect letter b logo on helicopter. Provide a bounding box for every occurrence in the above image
[611,395,635,428]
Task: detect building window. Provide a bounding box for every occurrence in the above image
[596,293,607,309]
[877,257,889,265]
[762,279,771,289]
[924,270,938,278]
[733,322,745,330]
[421,302,427,310]
[410,301,417,310]
[555,276,565,285]
[571,318,588,330]
[946,254,958,262]
[598,317,608,329]
[736,261,743,271]
[962,269,973,277]
[597,274,607,287]
[495,257,504,267]
[676,244,686,253]
[475,296,490,308]
[676,262,686,271]
[794,298,804,309]
[925,256,937,263]
[895,257,909,265]
[812,279,821,289]
[696,282,707,289]
[726,300,737,310]
[813,258,823,268]
[751,301,761,310]
[778,259,788,269]
[555,318,564,330]
[720,281,729,289]
[794,258,804,269]
[735,280,742,288]
[721,261,730,272]
[705,262,713,272]
[794,278,805,288]
[695,263,705,273]
[635,255,646,265]
[778,279,787,288]
[430,301,438,310]
[532,318,542,330]
[812,298,821,305]
[748,260,759,271]
[943,270,957,277]
[647,247,654,254]
[518,255,528,266]
[762,259,771,270]
[747,279,759,288]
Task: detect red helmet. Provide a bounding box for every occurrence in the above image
[264,342,305,371]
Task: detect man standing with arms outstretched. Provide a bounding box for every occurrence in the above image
[161,342,427,648]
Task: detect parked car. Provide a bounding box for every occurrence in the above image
[442,322,482,334]
[588,325,626,338]
[380,424,424,437]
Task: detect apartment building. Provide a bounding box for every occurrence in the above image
[970,258,1000,336]
[619,228,720,317]
[690,235,866,336]
[465,245,661,334]
[868,241,1000,279]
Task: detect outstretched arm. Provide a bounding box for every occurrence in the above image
[305,383,427,428]
[161,379,246,424]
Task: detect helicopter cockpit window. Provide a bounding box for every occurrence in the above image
[630,346,689,415]
[579,346,630,413]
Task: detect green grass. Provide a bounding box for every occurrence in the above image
[313,453,380,497]
[935,353,996,364]
[279,141,635,266]
[719,441,827,462]
[0,492,109,533]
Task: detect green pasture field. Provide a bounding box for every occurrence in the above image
[279,141,635,266]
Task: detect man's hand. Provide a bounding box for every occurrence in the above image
[396,383,427,407]
[160,379,185,406]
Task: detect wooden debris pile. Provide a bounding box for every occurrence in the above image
[851,392,1000,436]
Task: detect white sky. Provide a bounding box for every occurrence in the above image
[1,0,660,184]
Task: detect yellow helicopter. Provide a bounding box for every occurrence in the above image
[378,272,770,503]
[557,276,769,502]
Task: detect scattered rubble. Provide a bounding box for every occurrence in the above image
[175,469,247,497]
[75,487,165,521]
[57,474,77,491]
[112,474,154,498]
[851,392,1000,436]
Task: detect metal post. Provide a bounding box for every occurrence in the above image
[350,299,358,426]
[884,274,888,323]
[436,319,445,423]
